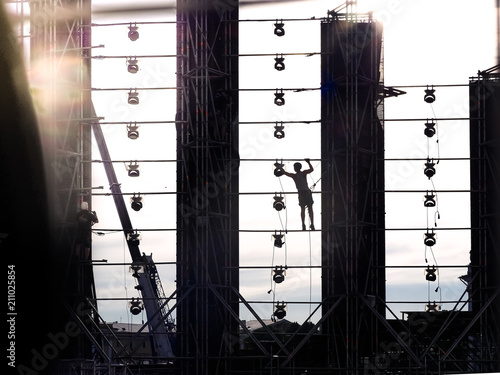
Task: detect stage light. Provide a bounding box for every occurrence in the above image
[130,264,143,278]
[128,24,139,41]
[424,87,435,103]
[423,192,436,207]
[273,232,284,248]
[131,194,143,211]
[274,302,287,319]
[273,266,286,283]
[127,161,140,177]
[273,194,285,211]
[425,302,440,312]
[425,266,437,282]
[274,90,285,106]
[127,57,139,73]
[127,123,139,139]
[274,21,285,37]
[424,230,436,247]
[274,123,285,139]
[129,298,142,315]
[127,231,142,245]
[274,55,285,71]
[424,121,436,137]
[274,160,284,177]
[128,90,139,105]
[424,159,436,179]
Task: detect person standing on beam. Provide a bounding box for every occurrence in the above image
[282,158,315,231]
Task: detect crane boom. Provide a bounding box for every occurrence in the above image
[91,110,174,359]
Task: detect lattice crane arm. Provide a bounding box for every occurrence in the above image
[90,104,174,359]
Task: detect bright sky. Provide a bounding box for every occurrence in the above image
[87,0,497,326]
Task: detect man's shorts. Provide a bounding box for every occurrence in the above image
[298,190,314,207]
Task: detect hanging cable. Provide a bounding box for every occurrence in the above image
[430,106,441,162]
[122,234,130,325]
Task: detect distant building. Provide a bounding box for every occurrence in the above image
[100,322,154,363]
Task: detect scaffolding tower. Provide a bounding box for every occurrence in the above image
[469,65,500,371]
[320,6,386,372]
[4,1,500,374]
[28,0,96,363]
[176,0,240,373]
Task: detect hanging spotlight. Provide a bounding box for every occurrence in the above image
[273,231,285,248]
[127,123,140,139]
[126,161,140,177]
[128,23,139,41]
[274,55,285,71]
[127,232,142,246]
[274,89,285,106]
[274,20,285,37]
[274,160,285,177]
[424,86,435,103]
[129,298,143,315]
[424,158,436,179]
[130,194,143,211]
[423,191,436,207]
[274,302,287,319]
[424,230,436,247]
[425,266,437,282]
[127,57,139,73]
[128,90,139,105]
[130,264,143,278]
[424,121,436,137]
[274,122,285,139]
[273,194,286,211]
[425,302,441,312]
[273,266,286,284]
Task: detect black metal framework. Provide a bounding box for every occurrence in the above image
[320,7,386,372]
[28,0,96,362]
[176,1,240,374]
[14,1,500,373]
[469,65,500,371]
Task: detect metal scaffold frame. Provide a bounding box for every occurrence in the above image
[176,0,240,373]
[469,66,500,371]
[27,0,97,363]
[8,0,499,373]
[320,4,386,372]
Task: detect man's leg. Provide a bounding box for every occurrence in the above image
[308,205,315,230]
[301,206,306,230]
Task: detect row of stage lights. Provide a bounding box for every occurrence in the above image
[271,188,287,319]
[124,20,284,105]
[125,23,143,203]
[123,23,144,317]
[125,23,146,215]
[269,24,289,321]
[422,86,441,313]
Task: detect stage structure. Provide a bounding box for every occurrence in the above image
[320,5,387,372]
[27,0,97,365]
[176,0,240,374]
[469,65,500,370]
[6,0,500,374]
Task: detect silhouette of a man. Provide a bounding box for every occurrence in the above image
[283,159,315,230]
